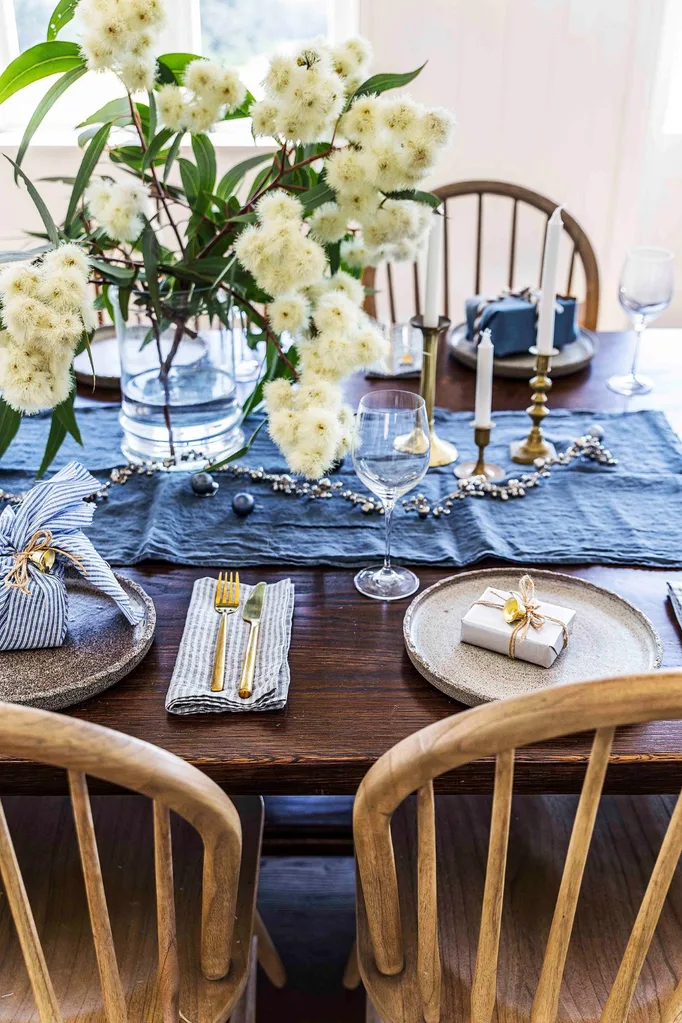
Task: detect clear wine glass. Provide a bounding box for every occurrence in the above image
[352,390,430,600]
[608,246,674,396]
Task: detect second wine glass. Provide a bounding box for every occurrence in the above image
[608,246,674,396]
[352,390,430,600]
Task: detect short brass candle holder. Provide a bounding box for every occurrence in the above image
[454,423,505,481]
[408,314,458,468]
[509,346,559,464]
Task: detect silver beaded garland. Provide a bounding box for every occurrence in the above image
[0,427,616,520]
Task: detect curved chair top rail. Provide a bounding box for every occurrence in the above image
[0,701,242,981]
[354,671,682,997]
[363,178,600,330]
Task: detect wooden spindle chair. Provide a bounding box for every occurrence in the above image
[0,702,285,1022]
[352,671,682,1022]
[363,180,600,331]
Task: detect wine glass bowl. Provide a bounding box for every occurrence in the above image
[608,247,674,396]
[352,390,430,600]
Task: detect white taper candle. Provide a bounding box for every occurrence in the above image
[474,328,494,428]
[423,210,443,328]
[536,205,564,354]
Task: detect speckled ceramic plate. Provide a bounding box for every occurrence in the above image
[403,568,662,706]
[447,323,598,378]
[0,574,156,710]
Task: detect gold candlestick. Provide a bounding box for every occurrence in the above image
[455,423,505,480]
[411,314,458,468]
[509,345,558,464]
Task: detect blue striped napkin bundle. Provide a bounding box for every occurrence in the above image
[0,460,144,652]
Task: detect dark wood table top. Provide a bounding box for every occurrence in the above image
[3,329,682,795]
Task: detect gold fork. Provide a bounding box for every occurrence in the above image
[211,571,240,692]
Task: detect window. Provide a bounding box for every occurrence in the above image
[0,0,357,142]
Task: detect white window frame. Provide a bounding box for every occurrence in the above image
[0,0,358,146]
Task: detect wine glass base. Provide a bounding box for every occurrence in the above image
[607,373,653,396]
[354,565,420,601]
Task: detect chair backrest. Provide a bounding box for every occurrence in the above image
[354,671,682,1023]
[0,702,243,1022]
[362,179,600,331]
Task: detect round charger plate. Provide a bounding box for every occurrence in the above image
[403,568,662,707]
[0,574,156,710]
[447,323,598,378]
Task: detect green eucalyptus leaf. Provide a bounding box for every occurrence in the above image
[382,188,441,208]
[47,0,79,40]
[77,97,131,128]
[66,121,111,226]
[219,89,255,121]
[15,64,86,175]
[52,384,82,444]
[89,258,135,284]
[142,126,174,171]
[191,133,217,197]
[178,157,200,204]
[147,90,157,143]
[142,223,162,322]
[326,241,341,275]
[247,163,275,201]
[300,181,335,211]
[0,41,84,106]
[77,125,101,146]
[207,418,265,470]
[156,52,202,85]
[4,156,60,245]
[350,62,426,102]
[216,150,273,201]
[163,131,183,184]
[0,398,22,460]
[0,244,53,263]
[37,403,73,476]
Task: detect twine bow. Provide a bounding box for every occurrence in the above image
[3,529,86,596]
[472,286,563,344]
[474,574,569,659]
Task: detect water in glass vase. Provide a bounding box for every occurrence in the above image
[117,323,244,467]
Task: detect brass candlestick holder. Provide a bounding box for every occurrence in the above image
[509,346,559,464]
[455,423,505,481]
[410,314,458,468]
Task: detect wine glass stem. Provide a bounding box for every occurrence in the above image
[383,498,395,572]
[631,317,646,380]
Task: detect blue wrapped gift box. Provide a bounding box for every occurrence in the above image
[465,292,579,356]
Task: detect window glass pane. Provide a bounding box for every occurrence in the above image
[14,0,77,50]
[199,0,331,93]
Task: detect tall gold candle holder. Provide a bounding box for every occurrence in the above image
[411,314,458,468]
[455,423,505,481]
[509,345,559,464]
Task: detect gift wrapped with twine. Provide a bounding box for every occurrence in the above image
[0,461,143,652]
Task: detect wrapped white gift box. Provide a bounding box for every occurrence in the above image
[460,584,576,668]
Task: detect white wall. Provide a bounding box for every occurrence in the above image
[2,0,679,328]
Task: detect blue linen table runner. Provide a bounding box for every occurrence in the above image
[0,405,680,569]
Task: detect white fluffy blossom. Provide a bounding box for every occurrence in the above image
[307,202,347,244]
[155,59,246,133]
[86,178,148,242]
[330,37,373,85]
[251,100,279,138]
[156,84,187,131]
[256,190,303,224]
[312,291,362,335]
[326,270,365,307]
[341,96,381,143]
[0,246,94,414]
[269,292,310,335]
[235,219,326,297]
[77,0,165,89]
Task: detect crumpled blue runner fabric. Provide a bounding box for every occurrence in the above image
[0,460,144,651]
[0,406,680,569]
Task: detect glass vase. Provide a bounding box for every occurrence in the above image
[113,292,243,467]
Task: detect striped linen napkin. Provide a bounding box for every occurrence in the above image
[165,576,294,714]
[668,582,682,632]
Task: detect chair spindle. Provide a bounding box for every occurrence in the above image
[566,244,577,296]
[475,193,483,295]
[471,748,515,1023]
[68,771,128,1023]
[386,263,397,325]
[417,782,441,1023]
[508,199,518,290]
[531,727,615,1023]
[601,786,682,1022]
[0,798,63,1023]
[153,801,180,1023]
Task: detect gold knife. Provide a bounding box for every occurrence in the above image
[238,582,266,699]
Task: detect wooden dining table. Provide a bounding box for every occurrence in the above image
[2,327,682,796]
